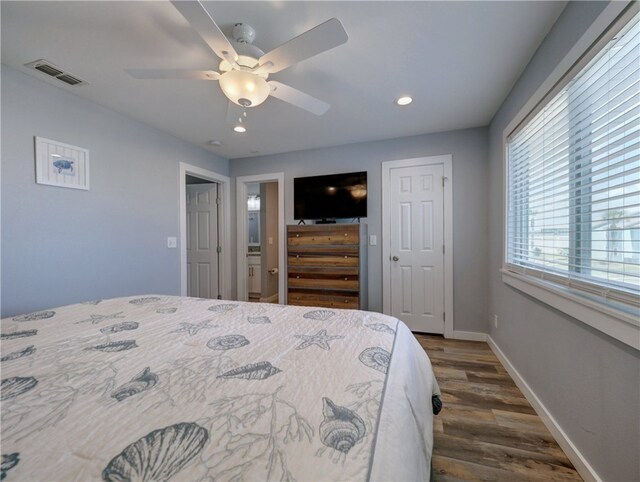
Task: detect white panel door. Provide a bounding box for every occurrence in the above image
[389,164,445,333]
[186,183,219,299]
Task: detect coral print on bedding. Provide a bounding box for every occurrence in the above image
[0,295,416,481]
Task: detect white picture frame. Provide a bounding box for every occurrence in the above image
[35,136,90,190]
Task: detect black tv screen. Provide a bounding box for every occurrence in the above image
[294,171,367,220]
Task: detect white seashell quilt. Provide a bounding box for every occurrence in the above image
[1,296,437,481]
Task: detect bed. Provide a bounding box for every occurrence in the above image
[1,295,440,481]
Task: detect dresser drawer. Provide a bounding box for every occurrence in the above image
[288,267,359,290]
[288,224,359,246]
[288,289,359,309]
[288,246,359,267]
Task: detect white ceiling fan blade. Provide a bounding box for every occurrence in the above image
[258,18,348,74]
[126,69,220,80]
[251,61,274,76]
[268,81,330,116]
[170,1,239,68]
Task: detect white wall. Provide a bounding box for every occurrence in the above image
[230,127,490,333]
[1,66,229,317]
[487,2,640,481]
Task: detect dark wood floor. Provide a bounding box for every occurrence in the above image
[414,334,582,482]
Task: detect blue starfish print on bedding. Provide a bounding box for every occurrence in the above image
[294,329,344,351]
[171,319,216,336]
[75,312,125,325]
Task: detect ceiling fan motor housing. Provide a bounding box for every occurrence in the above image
[219,24,266,74]
[232,23,256,44]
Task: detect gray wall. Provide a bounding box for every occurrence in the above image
[230,127,489,332]
[1,66,229,317]
[487,2,640,481]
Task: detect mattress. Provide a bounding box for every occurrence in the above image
[1,296,438,481]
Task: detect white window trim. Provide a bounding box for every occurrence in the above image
[501,270,639,349]
[501,1,640,351]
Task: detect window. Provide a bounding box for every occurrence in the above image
[506,8,640,311]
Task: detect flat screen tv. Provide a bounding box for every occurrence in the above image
[294,171,367,221]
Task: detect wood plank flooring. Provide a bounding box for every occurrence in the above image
[414,334,582,482]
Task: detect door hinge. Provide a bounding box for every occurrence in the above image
[443,312,446,321]
[442,176,446,187]
[443,245,445,254]
[216,246,222,254]
[217,294,222,300]
[216,197,221,205]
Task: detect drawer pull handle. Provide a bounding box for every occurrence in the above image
[344,277,348,281]
[296,234,300,237]
[296,276,300,279]
[344,233,348,237]
[344,255,348,259]
[344,300,348,303]
[296,296,300,300]
[296,255,300,259]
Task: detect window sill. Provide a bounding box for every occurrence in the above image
[501,268,639,351]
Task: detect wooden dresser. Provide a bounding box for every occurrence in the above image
[287,224,367,309]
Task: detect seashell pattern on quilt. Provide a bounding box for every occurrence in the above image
[100,322,139,334]
[12,311,55,322]
[111,367,158,402]
[1,453,20,480]
[1,345,36,362]
[1,377,38,401]
[320,397,366,454]
[0,294,424,481]
[102,422,208,481]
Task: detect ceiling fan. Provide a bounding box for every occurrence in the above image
[126,1,348,120]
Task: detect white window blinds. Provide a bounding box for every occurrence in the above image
[506,9,640,307]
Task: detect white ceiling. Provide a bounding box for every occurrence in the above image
[1,1,566,159]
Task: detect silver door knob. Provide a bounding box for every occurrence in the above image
[392,256,399,261]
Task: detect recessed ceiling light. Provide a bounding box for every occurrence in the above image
[233,125,247,133]
[207,140,222,146]
[395,96,413,106]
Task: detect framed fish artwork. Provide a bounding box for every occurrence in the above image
[34,136,90,190]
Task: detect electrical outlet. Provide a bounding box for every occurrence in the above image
[167,237,177,249]
[369,235,377,246]
[494,315,499,329]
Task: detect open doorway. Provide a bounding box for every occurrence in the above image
[179,163,230,299]
[237,174,285,303]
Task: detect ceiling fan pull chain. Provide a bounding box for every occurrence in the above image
[238,107,248,124]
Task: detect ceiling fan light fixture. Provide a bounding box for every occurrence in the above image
[395,96,413,106]
[219,70,270,107]
[233,125,247,133]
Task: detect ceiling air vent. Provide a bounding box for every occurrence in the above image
[57,74,83,86]
[24,59,88,87]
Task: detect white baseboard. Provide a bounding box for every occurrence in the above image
[450,330,487,342]
[487,336,601,482]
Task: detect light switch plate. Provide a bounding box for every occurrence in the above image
[167,237,177,248]
[369,235,377,246]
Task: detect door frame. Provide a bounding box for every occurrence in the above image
[236,173,285,304]
[179,162,231,299]
[381,155,454,338]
